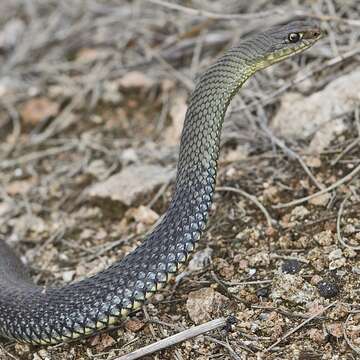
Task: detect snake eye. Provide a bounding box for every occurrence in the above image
[288,32,302,43]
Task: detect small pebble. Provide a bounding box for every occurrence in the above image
[186,287,229,324]
[125,319,145,333]
[328,249,343,261]
[62,270,75,282]
[317,279,340,298]
[290,206,309,221]
[281,259,302,274]
[256,287,270,298]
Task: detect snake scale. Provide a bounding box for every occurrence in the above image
[0,19,322,345]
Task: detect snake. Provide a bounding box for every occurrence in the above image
[0,19,322,345]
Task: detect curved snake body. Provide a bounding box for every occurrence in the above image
[0,19,322,345]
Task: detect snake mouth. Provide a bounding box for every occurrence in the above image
[261,43,310,67]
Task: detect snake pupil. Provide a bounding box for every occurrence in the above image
[288,32,301,43]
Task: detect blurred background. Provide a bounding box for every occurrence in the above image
[1,1,360,359]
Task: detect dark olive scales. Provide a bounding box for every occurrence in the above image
[0,20,322,345]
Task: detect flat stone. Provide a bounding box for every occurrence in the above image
[186,287,229,324]
[272,71,360,153]
[87,164,174,206]
[308,193,331,207]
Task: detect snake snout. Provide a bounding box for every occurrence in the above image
[304,28,323,41]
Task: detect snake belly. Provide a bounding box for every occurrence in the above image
[0,19,321,345]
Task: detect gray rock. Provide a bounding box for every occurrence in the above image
[87,164,174,206]
[272,71,360,153]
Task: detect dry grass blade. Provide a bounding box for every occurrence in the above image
[337,194,360,250]
[216,186,274,227]
[343,312,360,355]
[205,336,247,358]
[145,0,285,20]
[0,143,78,170]
[257,111,325,191]
[273,163,360,209]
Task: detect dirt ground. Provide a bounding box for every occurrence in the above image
[1,1,360,359]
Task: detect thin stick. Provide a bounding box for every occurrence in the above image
[205,336,248,358]
[257,110,324,191]
[0,101,21,159]
[224,279,272,286]
[273,163,360,209]
[343,312,360,355]
[332,107,360,165]
[264,302,336,353]
[115,317,228,360]
[331,138,360,166]
[294,11,360,26]
[0,143,77,170]
[146,0,284,20]
[139,38,194,91]
[0,345,20,360]
[216,186,274,227]
[337,194,360,250]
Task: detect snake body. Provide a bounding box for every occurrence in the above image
[0,19,322,345]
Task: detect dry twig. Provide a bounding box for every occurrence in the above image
[257,109,324,191]
[343,312,360,356]
[273,163,360,209]
[0,143,77,170]
[205,336,247,358]
[216,186,274,227]
[337,194,360,250]
[145,0,285,20]
[115,317,229,360]
[264,302,336,353]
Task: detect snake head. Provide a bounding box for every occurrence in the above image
[255,18,323,67]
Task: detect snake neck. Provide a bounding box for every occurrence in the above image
[168,55,255,223]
